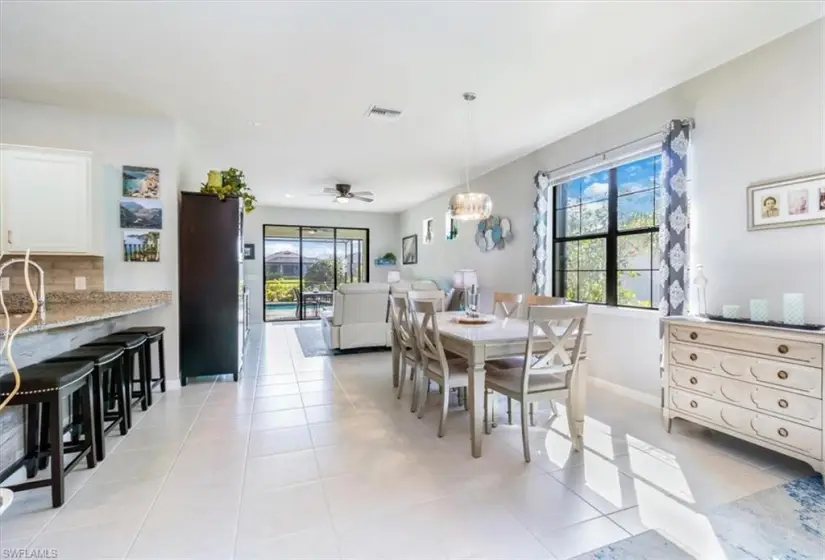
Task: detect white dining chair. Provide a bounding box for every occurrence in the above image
[493,292,523,318]
[525,295,565,308]
[389,294,420,411]
[484,303,588,462]
[408,297,469,437]
[408,289,446,312]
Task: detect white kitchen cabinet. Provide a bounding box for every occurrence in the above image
[0,144,96,255]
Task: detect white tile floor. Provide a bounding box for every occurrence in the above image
[0,323,816,559]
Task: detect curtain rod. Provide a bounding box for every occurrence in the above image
[544,118,694,176]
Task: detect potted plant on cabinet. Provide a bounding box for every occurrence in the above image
[200,168,257,213]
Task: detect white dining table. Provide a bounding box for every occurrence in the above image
[393,312,590,458]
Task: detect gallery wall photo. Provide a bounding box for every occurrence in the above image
[121,164,162,261]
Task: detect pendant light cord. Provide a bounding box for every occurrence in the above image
[463,92,476,194]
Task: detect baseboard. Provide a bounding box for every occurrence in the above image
[166,379,182,391]
[588,376,659,408]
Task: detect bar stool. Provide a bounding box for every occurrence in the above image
[83,333,148,417]
[45,346,128,462]
[117,326,166,402]
[0,360,97,507]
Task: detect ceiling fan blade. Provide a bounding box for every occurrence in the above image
[351,195,374,202]
[349,191,374,197]
[321,187,338,194]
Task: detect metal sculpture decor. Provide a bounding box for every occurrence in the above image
[475,215,513,252]
[0,249,40,515]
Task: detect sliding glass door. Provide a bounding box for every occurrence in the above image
[263,225,370,322]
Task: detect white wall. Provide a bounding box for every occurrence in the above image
[401,21,825,397]
[243,205,399,324]
[0,98,180,376]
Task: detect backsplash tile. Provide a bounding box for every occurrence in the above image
[0,255,104,293]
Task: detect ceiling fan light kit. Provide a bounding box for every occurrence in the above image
[448,92,493,221]
[319,183,374,204]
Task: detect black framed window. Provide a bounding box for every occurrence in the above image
[552,153,661,308]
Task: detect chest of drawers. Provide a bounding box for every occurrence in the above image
[663,317,824,481]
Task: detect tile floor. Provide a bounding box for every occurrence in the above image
[0,323,817,559]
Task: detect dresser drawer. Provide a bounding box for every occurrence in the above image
[670,325,822,367]
[670,367,822,429]
[669,389,822,460]
[669,343,822,397]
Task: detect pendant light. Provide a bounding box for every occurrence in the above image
[448,92,492,221]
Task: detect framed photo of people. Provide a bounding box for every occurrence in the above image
[747,170,825,231]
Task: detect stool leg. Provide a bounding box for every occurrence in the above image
[49,395,66,508]
[70,393,82,443]
[113,359,129,435]
[25,404,39,478]
[142,344,153,408]
[158,336,166,392]
[80,379,97,470]
[38,401,50,471]
[91,367,105,462]
[122,355,133,428]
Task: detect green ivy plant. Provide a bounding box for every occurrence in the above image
[382,252,397,263]
[200,168,257,213]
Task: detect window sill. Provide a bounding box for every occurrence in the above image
[586,304,660,320]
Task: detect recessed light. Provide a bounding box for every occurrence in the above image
[249,121,262,127]
[284,193,294,198]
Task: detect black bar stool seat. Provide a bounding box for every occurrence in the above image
[117,326,167,400]
[45,346,128,461]
[83,333,149,414]
[0,360,97,507]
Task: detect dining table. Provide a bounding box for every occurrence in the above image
[392,311,590,458]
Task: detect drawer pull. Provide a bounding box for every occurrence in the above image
[778,344,789,355]
[689,332,698,340]
[689,400,698,409]
[777,427,788,438]
[778,399,789,409]
[689,377,698,385]
[689,353,698,362]
[777,370,789,380]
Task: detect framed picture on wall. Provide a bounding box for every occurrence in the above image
[422,218,434,245]
[243,243,255,260]
[747,170,825,231]
[402,234,418,265]
[445,211,458,240]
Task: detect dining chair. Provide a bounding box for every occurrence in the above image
[408,289,446,312]
[484,303,588,462]
[525,295,565,306]
[493,292,523,318]
[389,294,420,411]
[408,297,469,437]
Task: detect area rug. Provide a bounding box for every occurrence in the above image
[576,474,824,559]
[294,326,332,357]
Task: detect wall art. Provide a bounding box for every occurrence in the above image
[123,230,160,262]
[402,234,418,265]
[422,218,434,245]
[475,215,513,252]
[122,165,159,199]
[747,170,825,231]
[243,243,255,260]
[120,199,162,229]
[445,211,458,240]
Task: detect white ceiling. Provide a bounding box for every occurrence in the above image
[1,2,821,212]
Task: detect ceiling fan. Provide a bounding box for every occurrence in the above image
[318,184,374,204]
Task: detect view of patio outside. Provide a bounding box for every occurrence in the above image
[264,225,368,321]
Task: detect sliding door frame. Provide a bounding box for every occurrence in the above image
[261,224,370,322]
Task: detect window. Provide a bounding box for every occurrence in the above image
[552,153,661,308]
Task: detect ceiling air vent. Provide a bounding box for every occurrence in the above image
[365,105,403,121]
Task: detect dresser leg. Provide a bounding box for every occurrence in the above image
[663,414,673,433]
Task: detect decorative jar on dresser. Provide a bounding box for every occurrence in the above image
[662,316,824,482]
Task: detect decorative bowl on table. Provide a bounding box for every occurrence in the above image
[451,314,495,325]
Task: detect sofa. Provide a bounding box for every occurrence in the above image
[320,282,393,350]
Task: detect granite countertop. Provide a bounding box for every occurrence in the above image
[0,291,172,335]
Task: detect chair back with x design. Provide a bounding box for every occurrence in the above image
[390,294,415,353]
[520,303,588,394]
[407,294,450,378]
[493,292,524,319]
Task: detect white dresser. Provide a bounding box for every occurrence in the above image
[663,316,824,479]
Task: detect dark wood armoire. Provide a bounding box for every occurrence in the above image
[178,192,246,385]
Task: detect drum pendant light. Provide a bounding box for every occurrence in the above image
[448,92,493,221]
